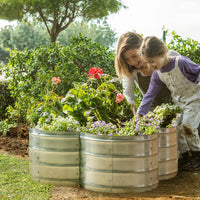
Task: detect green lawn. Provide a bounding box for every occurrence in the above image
[0,153,52,200]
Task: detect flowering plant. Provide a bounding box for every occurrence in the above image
[80,120,118,136]
[118,115,160,136]
[35,115,80,132]
[27,77,79,132]
[116,93,124,103]
[27,77,63,127]
[63,67,133,126]
[146,103,182,128]
[51,77,61,84]
[87,67,103,80]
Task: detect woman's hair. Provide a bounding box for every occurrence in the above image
[141,36,168,58]
[115,32,143,79]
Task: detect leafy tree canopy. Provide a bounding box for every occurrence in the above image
[0,0,124,43]
[0,20,117,51]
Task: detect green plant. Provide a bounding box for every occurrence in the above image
[166,30,200,64]
[0,47,10,64]
[3,35,116,126]
[0,119,18,135]
[147,103,182,128]
[27,76,80,132]
[0,79,14,121]
[63,67,133,126]
[27,77,65,127]
[35,115,80,132]
[0,0,123,43]
[80,120,118,136]
[118,115,160,136]
[80,113,160,136]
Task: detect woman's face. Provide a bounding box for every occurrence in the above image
[123,48,145,68]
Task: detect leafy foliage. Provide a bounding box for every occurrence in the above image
[35,116,80,132]
[0,23,50,51]
[0,0,124,42]
[80,120,118,136]
[0,21,117,51]
[118,115,160,136]
[2,35,115,125]
[0,69,14,121]
[0,47,10,63]
[62,74,133,126]
[147,103,183,128]
[167,31,200,64]
[58,21,117,48]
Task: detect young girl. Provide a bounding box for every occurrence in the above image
[115,32,180,114]
[137,36,200,171]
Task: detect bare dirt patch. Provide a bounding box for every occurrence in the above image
[49,170,200,200]
[1,125,200,200]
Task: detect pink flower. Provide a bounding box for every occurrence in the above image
[87,67,103,80]
[116,93,124,103]
[52,77,61,84]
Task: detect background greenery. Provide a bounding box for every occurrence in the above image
[0,0,124,43]
[0,26,200,133]
[0,21,117,52]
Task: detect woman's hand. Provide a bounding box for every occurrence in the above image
[130,104,136,115]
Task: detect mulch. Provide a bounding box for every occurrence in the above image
[0,123,29,157]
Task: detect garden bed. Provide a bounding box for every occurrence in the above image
[1,125,200,200]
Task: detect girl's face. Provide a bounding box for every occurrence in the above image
[123,48,145,68]
[141,54,167,70]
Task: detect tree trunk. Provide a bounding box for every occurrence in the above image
[50,31,58,43]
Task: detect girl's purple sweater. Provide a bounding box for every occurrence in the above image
[137,56,200,115]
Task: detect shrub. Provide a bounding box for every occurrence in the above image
[167,31,200,64]
[3,35,115,125]
[0,73,13,121]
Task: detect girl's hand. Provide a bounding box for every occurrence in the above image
[136,113,143,118]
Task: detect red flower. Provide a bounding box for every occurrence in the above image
[94,73,100,80]
[52,77,61,84]
[116,93,124,103]
[87,67,103,80]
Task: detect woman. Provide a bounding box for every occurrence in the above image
[115,31,180,114]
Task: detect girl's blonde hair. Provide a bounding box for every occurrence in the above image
[115,32,143,79]
[141,36,168,58]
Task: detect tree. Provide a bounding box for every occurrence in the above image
[0,46,10,63]
[0,0,124,43]
[58,20,117,48]
[0,21,117,51]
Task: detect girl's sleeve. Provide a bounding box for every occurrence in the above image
[137,71,164,115]
[122,74,136,105]
[179,57,200,82]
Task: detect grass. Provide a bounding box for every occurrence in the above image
[0,153,52,200]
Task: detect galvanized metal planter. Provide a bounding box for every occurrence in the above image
[80,132,159,193]
[29,128,80,185]
[158,127,178,180]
